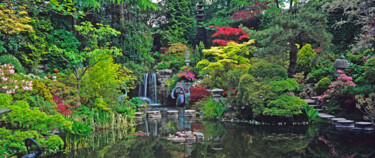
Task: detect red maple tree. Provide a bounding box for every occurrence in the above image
[210,26,250,46]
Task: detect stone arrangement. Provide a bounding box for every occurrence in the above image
[167,130,204,143]
[306,97,374,131]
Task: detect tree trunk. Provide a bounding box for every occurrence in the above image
[288,42,298,78]
[275,0,279,8]
[289,0,293,10]
[120,2,125,24]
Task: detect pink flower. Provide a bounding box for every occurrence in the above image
[9,70,14,74]
[2,77,8,81]
[2,86,7,89]
[6,90,11,94]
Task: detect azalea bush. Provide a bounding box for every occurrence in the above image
[0,64,32,94]
[177,67,196,81]
[318,74,356,101]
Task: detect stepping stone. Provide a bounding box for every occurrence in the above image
[336,120,354,129]
[146,111,161,118]
[134,112,144,120]
[167,110,178,118]
[331,118,346,125]
[318,113,335,119]
[315,108,323,112]
[354,122,374,131]
[304,99,316,104]
[311,96,318,100]
[184,110,196,117]
[309,104,320,108]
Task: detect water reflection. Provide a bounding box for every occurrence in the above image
[53,119,375,158]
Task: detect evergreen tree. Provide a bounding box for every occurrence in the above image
[251,5,332,77]
[165,0,196,44]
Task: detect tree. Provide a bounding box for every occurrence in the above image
[323,0,375,52]
[52,22,122,99]
[165,0,195,43]
[250,4,332,77]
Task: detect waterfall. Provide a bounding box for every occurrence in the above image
[139,73,161,106]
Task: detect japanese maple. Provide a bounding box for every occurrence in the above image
[210,26,250,46]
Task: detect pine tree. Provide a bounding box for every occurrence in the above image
[252,5,332,77]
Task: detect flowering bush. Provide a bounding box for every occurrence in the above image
[293,71,309,86]
[318,74,356,101]
[223,88,236,96]
[0,64,32,94]
[177,67,196,81]
[210,26,250,46]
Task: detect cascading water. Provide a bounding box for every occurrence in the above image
[139,73,161,106]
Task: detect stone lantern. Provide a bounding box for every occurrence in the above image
[211,88,224,102]
[185,51,191,66]
[333,55,349,78]
[52,76,57,81]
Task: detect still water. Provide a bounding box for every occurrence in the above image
[53,118,375,158]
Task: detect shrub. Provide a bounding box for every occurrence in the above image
[315,77,331,95]
[0,128,64,155]
[201,98,227,120]
[297,44,317,74]
[0,64,33,94]
[189,87,210,105]
[307,65,335,83]
[248,61,287,81]
[82,57,121,106]
[363,58,375,85]
[270,78,299,92]
[264,94,307,117]
[40,78,80,107]
[32,79,53,103]
[2,100,72,134]
[0,93,12,107]
[0,55,25,74]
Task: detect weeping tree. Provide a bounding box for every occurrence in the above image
[251,4,332,77]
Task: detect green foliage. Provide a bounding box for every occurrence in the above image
[0,128,64,155]
[363,58,375,85]
[32,79,54,103]
[40,78,80,106]
[297,44,317,74]
[315,77,331,95]
[129,97,145,109]
[304,105,319,123]
[0,93,12,106]
[270,78,299,92]
[248,61,287,81]
[154,61,171,70]
[69,121,92,137]
[46,29,80,71]
[165,0,195,43]
[0,55,25,74]
[307,65,335,83]
[82,57,121,105]
[201,98,227,120]
[1,100,72,134]
[264,94,307,117]
[196,40,254,89]
[25,95,58,115]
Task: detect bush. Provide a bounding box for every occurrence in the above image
[307,65,335,83]
[297,44,317,74]
[270,78,299,92]
[0,93,12,107]
[0,55,26,74]
[189,87,210,105]
[248,61,288,81]
[264,94,307,117]
[40,78,80,107]
[0,128,64,155]
[363,58,375,85]
[315,77,331,95]
[201,98,227,120]
[32,79,53,103]
[2,100,72,134]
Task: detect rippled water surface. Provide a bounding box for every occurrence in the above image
[53,118,375,158]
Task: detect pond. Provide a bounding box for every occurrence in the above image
[53,118,375,158]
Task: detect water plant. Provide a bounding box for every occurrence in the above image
[304,105,319,123]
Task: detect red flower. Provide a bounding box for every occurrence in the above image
[53,69,59,74]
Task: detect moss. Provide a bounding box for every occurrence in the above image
[315,77,331,95]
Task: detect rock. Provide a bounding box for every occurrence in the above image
[336,120,354,129]
[354,122,374,131]
[331,118,346,125]
[146,111,161,118]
